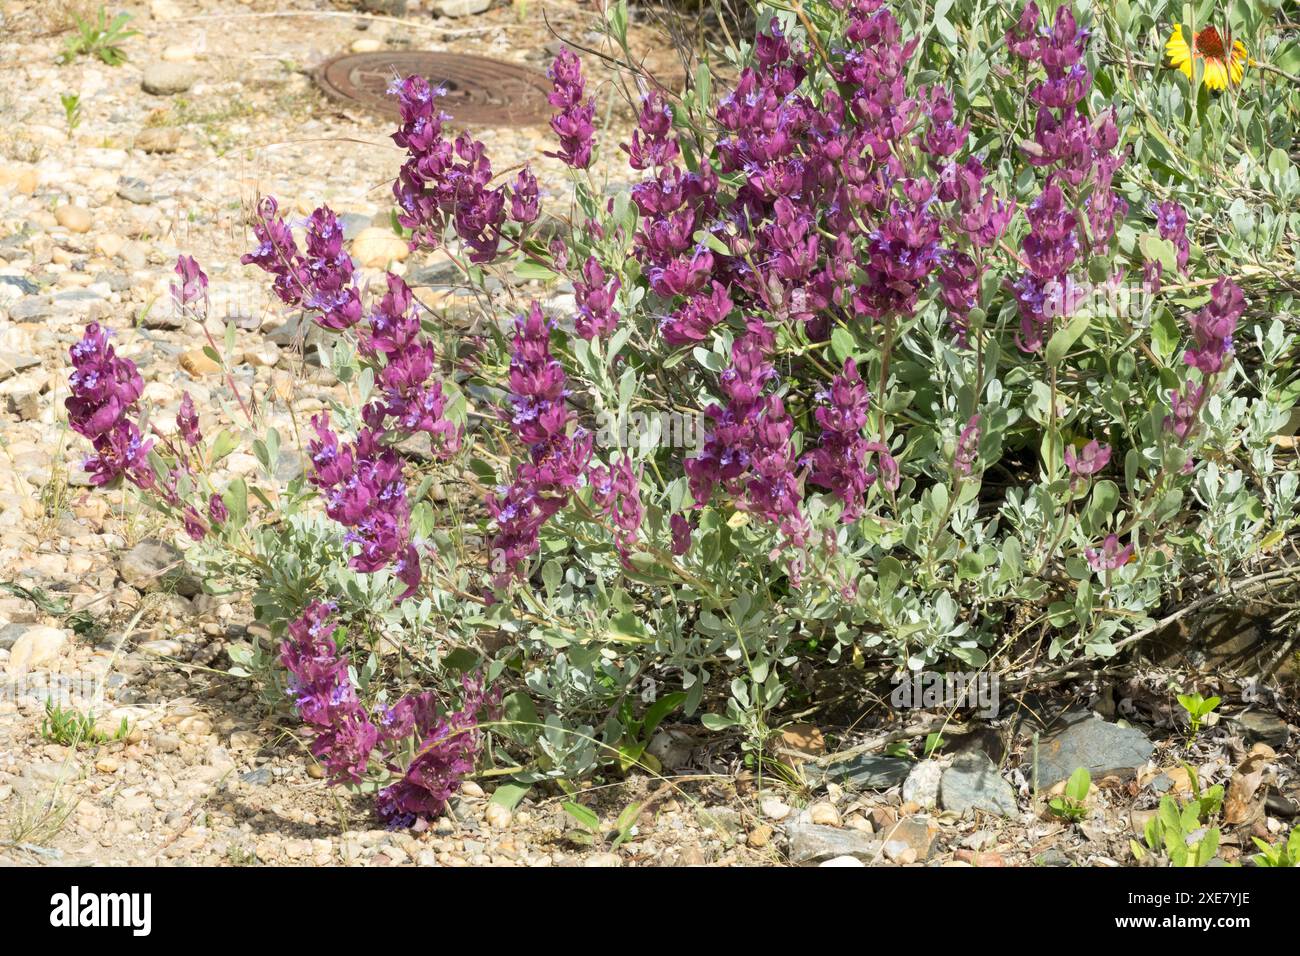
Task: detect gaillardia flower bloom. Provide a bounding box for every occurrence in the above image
[1165,25,1248,91]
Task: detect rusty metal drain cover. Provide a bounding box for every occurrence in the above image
[315,51,552,127]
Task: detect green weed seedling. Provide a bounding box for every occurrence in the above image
[59,8,138,66]
[1176,692,1220,745]
[1131,764,1226,867]
[1252,827,1300,867]
[1049,767,1091,822]
[40,699,128,748]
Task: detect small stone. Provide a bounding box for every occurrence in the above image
[5,625,68,673]
[95,233,125,257]
[118,539,201,595]
[819,854,866,867]
[786,823,880,866]
[940,752,1019,817]
[1034,717,1155,788]
[760,797,791,821]
[460,780,485,798]
[161,44,196,62]
[808,802,841,827]
[55,205,92,233]
[883,841,917,864]
[748,824,773,848]
[181,348,221,376]
[1228,711,1291,749]
[485,802,512,829]
[583,852,622,868]
[351,38,383,54]
[135,128,183,154]
[351,228,409,268]
[809,753,911,791]
[138,639,182,658]
[902,759,944,809]
[0,352,40,383]
[95,756,119,774]
[142,62,198,95]
[875,816,938,860]
[117,177,156,204]
[432,0,491,16]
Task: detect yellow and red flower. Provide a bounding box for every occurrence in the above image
[1165,24,1249,90]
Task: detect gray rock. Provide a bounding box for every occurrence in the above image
[785,823,881,866]
[0,352,40,383]
[406,259,459,287]
[0,275,38,295]
[807,753,911,790]
[339,212,371,240]
[9,297,51,321]
[140,304,185,330]
[240,768,272,786]
[142,62,198,95]
[432,0,490,16]
[117,176,156,204]
[940,752,1018,816]
[901,759,943,809]
[1033,717,1154,788]
[118,539,201,596]
[1227,711,1290,749]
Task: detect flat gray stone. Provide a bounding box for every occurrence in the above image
[117,539,201,596]
[941,752,1018,816]
[117,176,156,204]
[1228,711,1290,748]
[0,352,40,383]
[1033,717,1154,788]
[432,0,490,16]
[808,753,911,791]
[0,275,38,295]
[8,297,51,321]
[786,823,881,866]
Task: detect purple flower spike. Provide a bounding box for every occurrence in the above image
[546,48,595,169]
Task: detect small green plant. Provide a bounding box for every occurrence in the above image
[1131,764,1226,867]
[39,700,127,748]
[614,691,685,773]
[59,93,82,139]
[562,799,642,850]
[59,8,137,66]
[1176,692,1222,744]
[1049,767,1091,822]
[1252,827,1300,867]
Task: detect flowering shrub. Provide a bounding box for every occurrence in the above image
[66,0,1298,821]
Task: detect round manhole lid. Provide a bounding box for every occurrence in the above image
[315,51,552,127]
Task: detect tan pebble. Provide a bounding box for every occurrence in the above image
[95,233,125,258]
[484,802,512,829]
[748,824,773,848]
[808,802,841,827]
[95,756,119,774]
[180,348,221,376]
[55,204,92,233]
[460,780,485,798]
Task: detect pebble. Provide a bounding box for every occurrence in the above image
[432,0,492,16]
[351,228,409,268]
[808,802,841,827]
[54,205,93,233]
[761,797,791,821]
[5,625,69,674]
[484,802,512,829]
[142,62,198,95]
[748,825,773,848]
